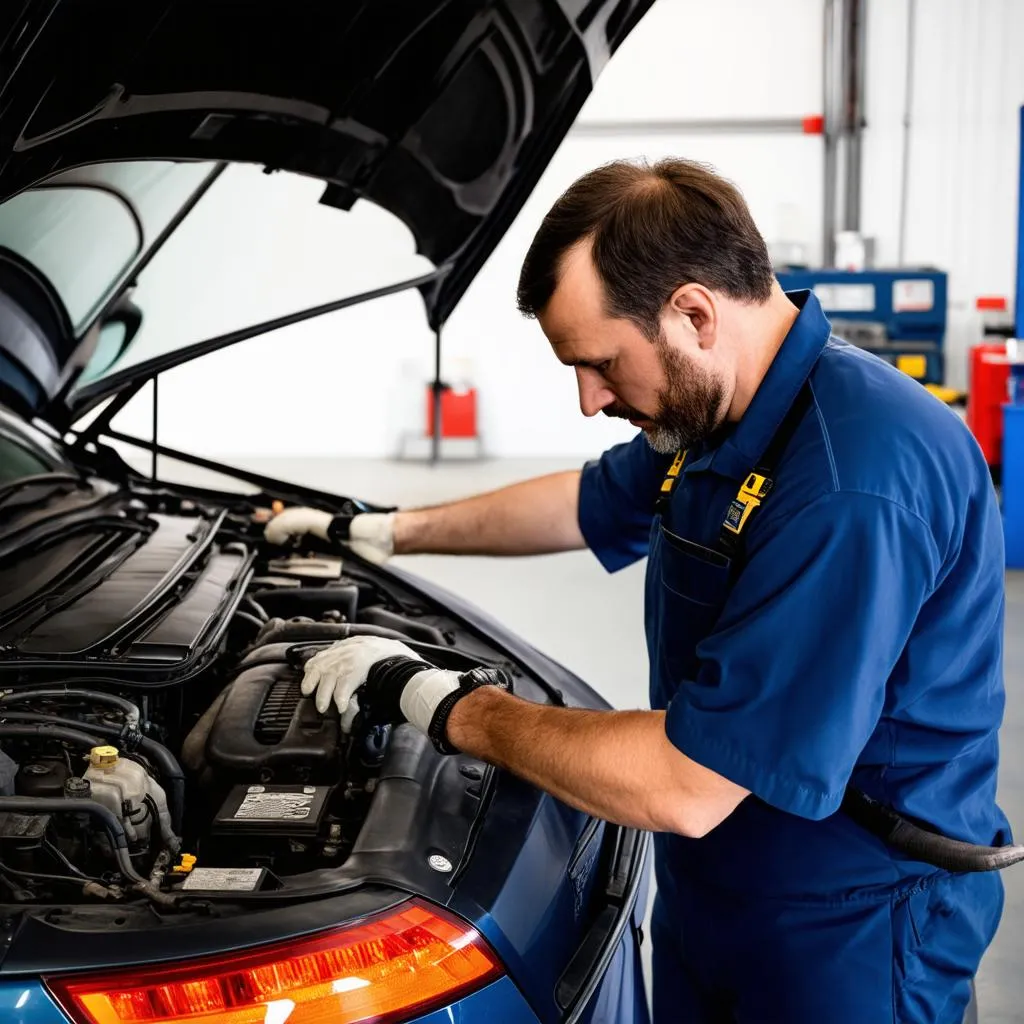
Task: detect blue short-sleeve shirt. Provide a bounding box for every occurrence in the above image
[579,291,1009,897]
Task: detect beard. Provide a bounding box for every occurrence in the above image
[603,336,726,455]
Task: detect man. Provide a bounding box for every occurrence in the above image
[265,158,1007,1022]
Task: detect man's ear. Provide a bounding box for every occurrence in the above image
[667,283,717,348]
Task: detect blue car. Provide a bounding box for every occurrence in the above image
[0,2,656,1022]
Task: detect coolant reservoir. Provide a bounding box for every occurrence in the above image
[84,745,153,844]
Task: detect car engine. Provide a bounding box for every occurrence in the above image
[0,482,498,906]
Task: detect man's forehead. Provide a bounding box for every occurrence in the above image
[552,241,600,301]
[540,243,604,331]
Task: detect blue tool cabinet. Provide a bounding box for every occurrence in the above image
[776,268,948,385]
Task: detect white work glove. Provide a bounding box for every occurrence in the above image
[343,512,396,565]
[299,636,512,752]
[264,508,395,565]
[301,635,457,733]
[264,507,331,545]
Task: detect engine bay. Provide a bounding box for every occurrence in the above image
[0,478,516,908]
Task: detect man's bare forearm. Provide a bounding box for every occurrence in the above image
[393,470,586,557]
[445,687,748,836]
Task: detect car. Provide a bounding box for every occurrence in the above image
[0,2,657,1023]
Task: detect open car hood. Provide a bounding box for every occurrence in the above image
[0,0,653,420]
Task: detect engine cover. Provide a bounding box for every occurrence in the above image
[204,662,341,784]
[0,507,253,685]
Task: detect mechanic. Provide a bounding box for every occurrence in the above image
[265,158,1008,1023]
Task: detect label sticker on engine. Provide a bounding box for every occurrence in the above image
[182,867,265,892]
[234,790,314,820]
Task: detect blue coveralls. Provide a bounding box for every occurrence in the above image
[578,291,1008,1023]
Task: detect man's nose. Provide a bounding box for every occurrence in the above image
[576,367,615,418]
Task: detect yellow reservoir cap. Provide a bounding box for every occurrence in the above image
[89,745,119,768]
[173,853,197,874]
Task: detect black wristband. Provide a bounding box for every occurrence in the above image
[327,513,355,545]
[359,656,431,726]
[427,667,513,755]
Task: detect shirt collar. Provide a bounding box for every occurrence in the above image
[687,289,830,480]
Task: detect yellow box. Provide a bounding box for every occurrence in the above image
[897,354,927,379]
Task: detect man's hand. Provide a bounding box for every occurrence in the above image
[301,636,424,715]
[299,636,509,750]
[264,507,395,564]
[264,507,331,545]
[263,472,584,561]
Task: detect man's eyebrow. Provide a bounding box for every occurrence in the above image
[562,356,607,370]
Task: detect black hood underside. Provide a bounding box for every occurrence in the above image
[0,0,652,330]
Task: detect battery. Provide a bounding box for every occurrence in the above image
[212,783,331,837]
[181,866,268,893]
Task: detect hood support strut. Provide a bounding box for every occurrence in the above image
[95,427,390,515]
[431,325,442,464]
[72,264,452,445]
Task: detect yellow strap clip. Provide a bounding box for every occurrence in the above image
[722,473,774,536]
[741,472,772,500]
[659,449,687,493]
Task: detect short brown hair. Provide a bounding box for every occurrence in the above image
[516,158,774,338]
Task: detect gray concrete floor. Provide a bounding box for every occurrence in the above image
[984,572,1024,1023]
[155,453,1023,1020]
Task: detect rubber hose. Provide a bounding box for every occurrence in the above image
[234,638,484,677]
[0,796,143,882]
[358,606,446,646]
[842,789,1024,872]
[0,688,140,730]
[0,717,185,834]
[232,611,265,635]
[149,847,172,886]
[0,722,106,750]
[241,595,269,622]
[250,618,410,650]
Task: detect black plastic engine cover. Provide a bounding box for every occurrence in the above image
[204,662,340,784]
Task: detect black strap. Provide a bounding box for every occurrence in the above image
[654,449,687,518]
[755,384,815,480]
[718,384,813,558]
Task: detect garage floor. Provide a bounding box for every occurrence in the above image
[163,454,1023,1021]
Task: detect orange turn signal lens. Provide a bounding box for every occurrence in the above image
[46,899,502,1024]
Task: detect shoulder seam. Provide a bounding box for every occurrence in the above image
[808,379,839,491]
[756,487,938,562]
[836,489,934,536]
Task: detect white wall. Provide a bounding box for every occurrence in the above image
[99,0,1024,455]
[106,0,828,461]
[861,0,1024,391]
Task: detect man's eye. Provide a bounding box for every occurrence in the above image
[595,361,612,374]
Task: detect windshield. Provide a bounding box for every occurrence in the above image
[0,159,436,399]
[0,161,217,334]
